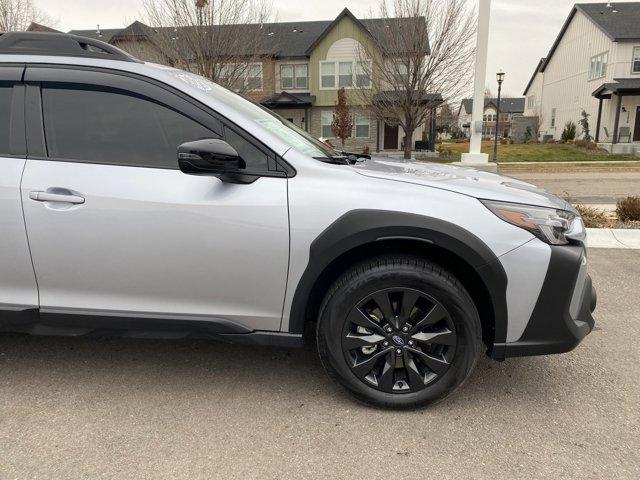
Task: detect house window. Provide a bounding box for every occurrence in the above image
[354,112,370,138]
[338,62,353,87]
[321,62,336,88]
[246,64,263,91]
[281,65,294,89]
[527,95,535,109]
[588,51,608,80]
[321,110,333,138]
[320,61,372,89]
[295,64,308,89]
[281,64,308,90]
[355,61,371,87]
[219,64,244,91]
[395,62,409,84]
[551,108,557,127]
[633,47,640,74]
[220,63,262,91]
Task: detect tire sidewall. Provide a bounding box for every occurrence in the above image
[317,259,480,409]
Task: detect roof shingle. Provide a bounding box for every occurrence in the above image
[576,2,640,40]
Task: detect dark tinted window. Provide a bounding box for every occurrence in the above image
[42,86,216,168]
[0,86,12,155]
[224,127,271,171]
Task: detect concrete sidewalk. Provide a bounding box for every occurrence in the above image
[587,228,640,249]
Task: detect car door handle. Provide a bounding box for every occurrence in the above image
[29,191,85,204]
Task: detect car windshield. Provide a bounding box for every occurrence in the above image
[169,70,338,159]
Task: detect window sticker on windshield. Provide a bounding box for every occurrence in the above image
[174,72,213,92]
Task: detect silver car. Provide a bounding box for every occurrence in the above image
[0,32,596,409]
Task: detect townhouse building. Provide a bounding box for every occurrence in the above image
[66,9,443,153]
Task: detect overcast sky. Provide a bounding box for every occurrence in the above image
[32,0,639,98]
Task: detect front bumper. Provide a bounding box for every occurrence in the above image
[491,244,596,359]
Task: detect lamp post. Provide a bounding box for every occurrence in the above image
[493,70,505,163]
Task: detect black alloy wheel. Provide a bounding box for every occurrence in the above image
[342,287,456,393]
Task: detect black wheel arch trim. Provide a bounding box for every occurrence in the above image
[287,209,509,348]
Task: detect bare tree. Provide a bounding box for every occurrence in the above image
[531,106,544,141]
[0,0,53,32]
[356,0,475,159]
[142,0,273,93]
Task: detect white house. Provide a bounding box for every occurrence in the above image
[524,2,640,153]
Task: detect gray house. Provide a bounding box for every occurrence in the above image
[457,97,525,138]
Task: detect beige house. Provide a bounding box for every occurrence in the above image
[523,2,640,154]
[68,9,443,153]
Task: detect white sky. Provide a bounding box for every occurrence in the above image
[33,0,640,97]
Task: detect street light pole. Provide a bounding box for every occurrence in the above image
[493,70,505,163]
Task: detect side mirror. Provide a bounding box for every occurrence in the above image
[178,139,255,183]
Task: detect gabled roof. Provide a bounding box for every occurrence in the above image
[541,3,640,73]
[304,8,377,55]
[577,2,640,41]
[301,8,428,56]
[109,21,154,41]
[523,57,546,96]
[26,22,60,33]
[460,98,525,115]
[69,10,429,60]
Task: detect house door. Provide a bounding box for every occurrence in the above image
[634,107,640,142]
[384,123,399,150]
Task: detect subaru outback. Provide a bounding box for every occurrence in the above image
[0,32,596,408]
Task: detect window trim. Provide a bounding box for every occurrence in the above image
[319,60,372,90]
[23,64,295,177]
[354,112,370,139]
[320,61,336,89]
[280,63,308,90]
[320,110,334,139]
[219,62,264,92]
[588,51,609,81]
[526,95,535,109]
[632,46,640,74]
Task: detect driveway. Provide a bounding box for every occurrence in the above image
[1,249,638,479]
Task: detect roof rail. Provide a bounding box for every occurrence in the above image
[0,32,141,63]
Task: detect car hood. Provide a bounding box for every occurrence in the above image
[353,158,574,211]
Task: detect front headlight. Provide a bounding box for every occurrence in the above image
[481,200,585,245]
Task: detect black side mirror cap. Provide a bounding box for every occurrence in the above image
[177,138,257,184]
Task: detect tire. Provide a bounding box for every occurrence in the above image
[316,254,482,409]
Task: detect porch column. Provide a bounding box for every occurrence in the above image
[595,98,603,143]
[612,94,623,144]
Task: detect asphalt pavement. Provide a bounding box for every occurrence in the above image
[505,171,640,205]
[1,249,639,479]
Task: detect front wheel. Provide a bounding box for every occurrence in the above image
[316,255,482,409]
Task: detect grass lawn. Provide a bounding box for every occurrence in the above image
[438,141,639,163]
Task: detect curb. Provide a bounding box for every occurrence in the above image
[586,228,640,249]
